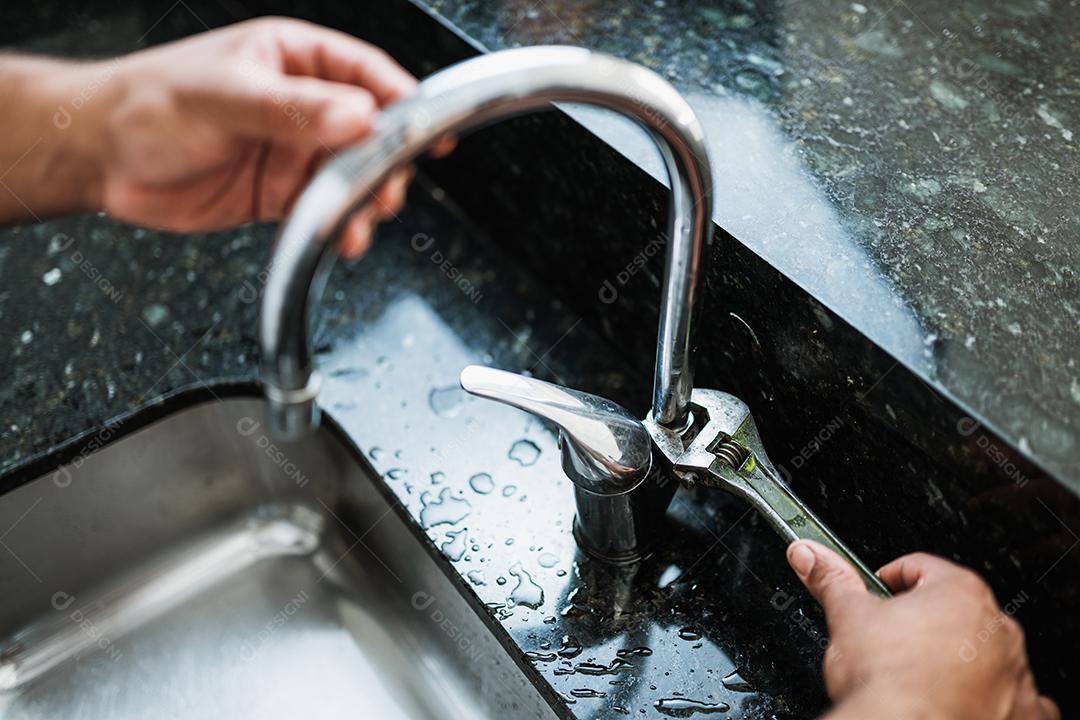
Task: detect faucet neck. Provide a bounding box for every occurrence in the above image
[260,46,713,438]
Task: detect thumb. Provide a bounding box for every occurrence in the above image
[787,540,872,630]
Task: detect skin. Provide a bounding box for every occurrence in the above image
[0,17,426,257]
[787,540,1060,719]
[0,17,1058,718]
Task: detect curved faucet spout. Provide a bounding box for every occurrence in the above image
[260,45,713,439]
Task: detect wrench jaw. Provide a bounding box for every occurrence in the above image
[644,388,754,487]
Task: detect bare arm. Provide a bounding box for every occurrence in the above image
[0,55,108,222]
[0,17,422,256]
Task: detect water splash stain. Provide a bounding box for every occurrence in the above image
[428,385,465,417]
[440,528,468,561]
[469,472,494,494]
[508,439,541,466]
[419,487,471,527]
[654,698,730,716]
[721,669,752,693]
[678,627,702,641]
[508,562,545,609]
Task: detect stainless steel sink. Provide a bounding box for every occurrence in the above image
[0,397,557,720]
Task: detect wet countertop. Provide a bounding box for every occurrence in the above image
[1,2,1078,716]
[418,0,1080,490]
[1,184,831,717]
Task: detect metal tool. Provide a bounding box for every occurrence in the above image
[258,44,888,584]
[645,389,892,596]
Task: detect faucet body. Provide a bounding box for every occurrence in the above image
[261,46,713,562]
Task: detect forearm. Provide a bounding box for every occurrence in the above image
[0,55,115,223]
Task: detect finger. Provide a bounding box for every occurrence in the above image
[876,552,969,592]
[264,18,418,106]
[786,540,871,630]
[371,166,413,221]
[207,71,379,148]
[1007,671,1057,720]
[431,134,457,158]
[1039,696,1061,720]
[255,143,321,220]
[337,205,377,259]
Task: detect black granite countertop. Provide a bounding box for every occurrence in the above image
[1,183,833,717]
[418,0,1080,492]
[2,1,1079,717]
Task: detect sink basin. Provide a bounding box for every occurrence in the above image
[0,396,557,720]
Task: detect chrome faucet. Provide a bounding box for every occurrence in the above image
[260,46,890,592]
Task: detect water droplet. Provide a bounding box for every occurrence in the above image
[538,552,558,568]
[654,697,730,716]
[419,487,471,527]
[441,528,468,561]
[469,472,495,494]
[429,385,465,417]
[575,659,632,676]
[613,706,630,715]
[385,468,405,480]
[508,439,541,466]
[526,651,557,662]
[678,627,702,641]
[496,576,507,586]
[328,366,368,378]
[616,646,653,658]
[467,569,486,586]
[430,471,446,485]
[721,669,752,693]
[556,569,567,577]
[508,562,545,609]
[368,447,383,461]
[658,564,683,588]
[502,484,518,497]
[570,688,606,698]
[558,635,583,658]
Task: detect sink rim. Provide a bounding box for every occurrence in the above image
[1,388,568,720]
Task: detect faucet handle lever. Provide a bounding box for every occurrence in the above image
[459,366,653,496]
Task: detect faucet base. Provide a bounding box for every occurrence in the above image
[570,464,678,564]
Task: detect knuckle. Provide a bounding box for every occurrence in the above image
[955,568,991,597]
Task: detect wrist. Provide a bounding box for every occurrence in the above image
[44,58,125,214]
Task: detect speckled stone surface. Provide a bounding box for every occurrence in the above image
[416,0,1080,495]
[1,185,834,718]
[2,2,1080,717]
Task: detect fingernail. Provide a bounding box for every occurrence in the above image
[787,542,816,579]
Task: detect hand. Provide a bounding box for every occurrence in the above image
[785,540,1059,720]
[2,18,420,257]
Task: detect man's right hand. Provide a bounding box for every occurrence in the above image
[785,540,1059,720]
